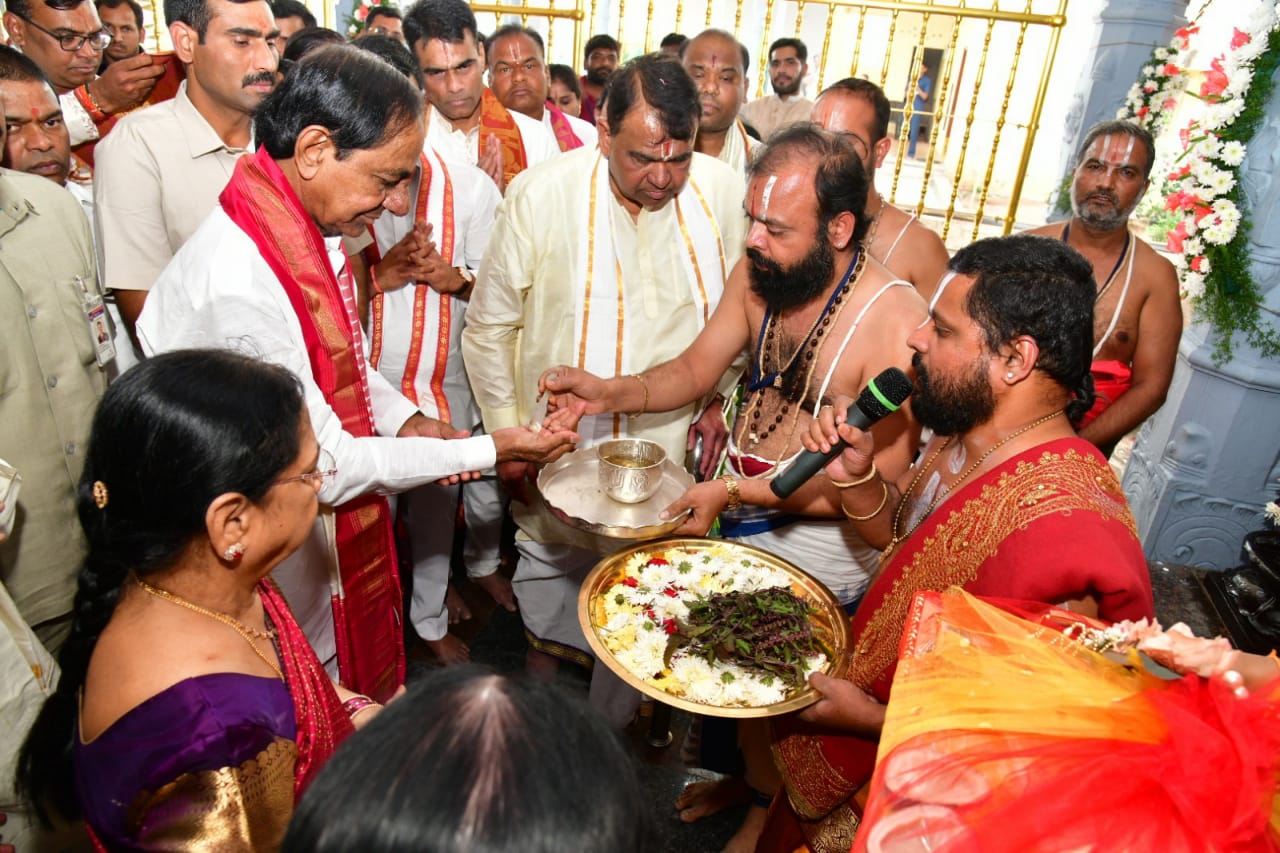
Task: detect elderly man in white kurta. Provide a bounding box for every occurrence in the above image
[463,55,747,725]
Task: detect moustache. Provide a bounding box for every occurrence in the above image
[242,71,277,88]
[746,247,782,274]
[1085,191,1118,205]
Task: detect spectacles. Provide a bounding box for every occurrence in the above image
[276,447,337,486]
[18,14,112,52]
[365,25,404,41]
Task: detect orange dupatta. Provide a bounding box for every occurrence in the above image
[545,102,585,152]
[365,150,456,419]
[220,148,404,703]
[478,87,528,187]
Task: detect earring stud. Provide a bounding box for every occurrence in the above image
[1006,372,1015,380]
[224,542,246,561]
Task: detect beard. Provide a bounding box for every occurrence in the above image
[1071,188,1137,231]
[585,65,612,86]
[910,352,996,436]
[747,237,836,313]
[772,74,801,97]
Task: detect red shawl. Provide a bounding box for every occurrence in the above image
[220,148,404,702]
[544,102,585,151]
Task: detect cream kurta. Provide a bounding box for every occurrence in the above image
[0,169,107,631]
[740,93,813,141]
[462,146,746,551]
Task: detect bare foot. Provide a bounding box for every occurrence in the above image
[445,585,472,623]
[473,571,517,612]
[424,633,471,665]
[675,776,750,823]
[721,803,768,853]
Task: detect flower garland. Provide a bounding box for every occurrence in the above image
[345,0,398,38]
[1121,24,1196,136]
[1120,4,1280,362]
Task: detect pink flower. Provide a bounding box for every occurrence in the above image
[1167,220,1189,254]
[1231,28,1251,49]
[1191,255,1209,272]
[1193,204,1214,224]
[1174,24,1199,50]
[356,4,369,19]
[1162,97,1179,112]
[1162,62,1180,76]
[622,576,639,588]
[1137,105,1150,120]
[1199,56,1229,100]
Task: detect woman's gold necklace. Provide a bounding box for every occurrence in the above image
[134,577,284,681]
[886,410,1065,553]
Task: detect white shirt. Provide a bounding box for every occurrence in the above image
[138,204,498,666]
[542,108,598,150]
[425,100,559,173]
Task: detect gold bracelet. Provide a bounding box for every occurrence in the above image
[627,373,649,418]
[720,474,742,511]
[829,462,878,489]
[841,481,889,522]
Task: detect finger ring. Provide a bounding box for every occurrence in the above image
[820,404,834,410]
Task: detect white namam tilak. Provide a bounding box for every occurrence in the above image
[760,174,779,216]
[926,270,957,317]
[1082,133,1138,178]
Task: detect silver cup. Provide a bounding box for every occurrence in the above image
[597,439,667,503]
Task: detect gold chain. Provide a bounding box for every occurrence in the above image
[134,578,284,681]
[863,193,885,256]
[887,410,1065,552]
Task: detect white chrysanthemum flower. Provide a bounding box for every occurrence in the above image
[1201,222,1235,246]
[1207,169,1236,196]
[1206,99,1246,130]
[1170,251,1188,270]
[1181,271,1207,299]
[1220,140,1247,166]
[1183,236,1204,257]
[1155,47,1170,60]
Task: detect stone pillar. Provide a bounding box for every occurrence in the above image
[1050,0,1189,212]
[1123,71,1280,569]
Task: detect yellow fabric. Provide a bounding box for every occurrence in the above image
[128,737,298,852]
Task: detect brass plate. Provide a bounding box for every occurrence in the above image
[578,537,853,718]
[538,445,694,540]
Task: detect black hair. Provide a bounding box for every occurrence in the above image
[748,123,872,244]
[768,36,807,64]
[15,349,304,826]
[365,4,401,29]
[583,32,619,62]
[163,0,259,37]
[548,62,580,98]
[255,44,423,160]
[605,53,698,141]
[818,77,891,143]
[283,666,653,853]
[94,0,144,29]
[269,0,314,27]
[1075,119,1156,182]
[659,32,686,49]
[6,0,91,17]
[0,43,54,85]
[281,25,343,68]
[351,32,424,90]
[485,23,543,60]
[948,235,1097,423]
[403,0,477,51]
[679,28,749,72]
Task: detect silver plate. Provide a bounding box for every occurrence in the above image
[538,445,695,539]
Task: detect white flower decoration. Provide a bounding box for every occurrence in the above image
[1181,271,1206,299]
[1220,140,1247,167]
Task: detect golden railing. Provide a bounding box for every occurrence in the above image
[135,0,1064,241]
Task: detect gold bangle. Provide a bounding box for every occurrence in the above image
[829,462,878,489]
[841,481,889,522]
[720,474,742,511]
[627,373,649,418]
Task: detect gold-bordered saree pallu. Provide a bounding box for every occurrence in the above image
[221,147,404,703]
[762,437,1153,852]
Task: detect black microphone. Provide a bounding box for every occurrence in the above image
[769,367,913,499]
